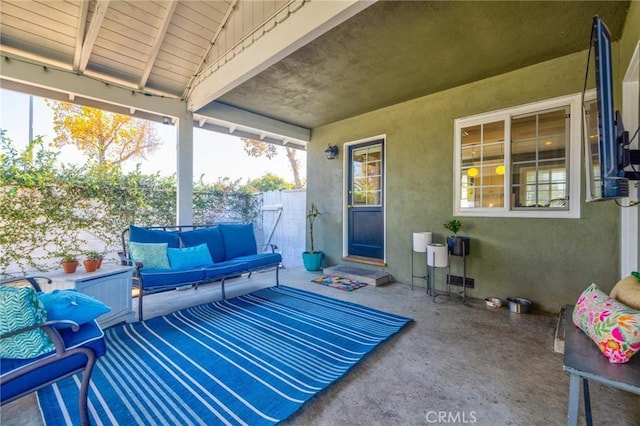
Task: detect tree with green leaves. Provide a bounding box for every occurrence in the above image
[242,138,304,188]
[249,173,293,192]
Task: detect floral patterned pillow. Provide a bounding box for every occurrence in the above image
[572,283,640,363]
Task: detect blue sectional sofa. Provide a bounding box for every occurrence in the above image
[120,223,281,320]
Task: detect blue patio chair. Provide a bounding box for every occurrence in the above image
[0,277,107,426]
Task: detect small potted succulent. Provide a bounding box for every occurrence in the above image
[83,251,102,273]
[301,203,324,271]
[443,219,470,256]
[60,254,79,274]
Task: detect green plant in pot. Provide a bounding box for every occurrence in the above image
[60,254,79,274]
[443,219,470,256]
[83,251,102,273]
[302,203,324,271]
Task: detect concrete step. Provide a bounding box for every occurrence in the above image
[322,265,392,287]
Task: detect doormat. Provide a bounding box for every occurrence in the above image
[311,275,368,291]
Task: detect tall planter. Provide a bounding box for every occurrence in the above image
[447,236,470,257]
[302,251,324,271]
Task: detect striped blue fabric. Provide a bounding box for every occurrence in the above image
[37,286,413,425]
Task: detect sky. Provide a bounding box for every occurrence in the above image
[0,88,305,184]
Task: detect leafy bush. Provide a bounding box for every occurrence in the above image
[0,131,258,277]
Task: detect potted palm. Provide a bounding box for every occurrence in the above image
[443,219,470,256]
[60,254,79,274]
[302,203,324,271]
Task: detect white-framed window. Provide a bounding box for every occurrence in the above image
[453,94,582,218]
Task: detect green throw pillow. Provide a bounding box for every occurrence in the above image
[0,286,55,359]
[129,241,171,270]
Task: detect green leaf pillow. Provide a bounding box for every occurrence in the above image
[128,242,171,270]
[0,286,55,359]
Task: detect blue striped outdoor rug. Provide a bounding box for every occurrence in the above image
[37,285,413,425]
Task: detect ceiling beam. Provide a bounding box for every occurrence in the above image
[0,54,185,117]
[73,0,90,71]
[78,0,111,72]
[139,1,178,90]
[187,0,376,112]
[197,101,310,143]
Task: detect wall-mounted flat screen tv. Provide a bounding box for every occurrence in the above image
[583,15,630,202]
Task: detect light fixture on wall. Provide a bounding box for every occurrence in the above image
[495,164,505,175]
[325,144,338,160]
[467,167,479,177]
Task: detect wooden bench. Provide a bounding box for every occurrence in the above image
[562,305,640,426]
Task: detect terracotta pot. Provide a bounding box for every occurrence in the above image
[83,259,100,273]
[61,261,79,274]
[96,258,103,269]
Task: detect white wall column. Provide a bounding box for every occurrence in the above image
[620,42,639,277]
[176,110,194,225]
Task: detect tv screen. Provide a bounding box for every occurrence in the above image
[584,15,629,201]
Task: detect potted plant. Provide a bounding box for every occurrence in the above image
[443,219,470,256]
[302,203,324,271]
[83,251,102,273]
[60,254,79,274]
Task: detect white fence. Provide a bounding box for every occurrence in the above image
[257,189,306,269]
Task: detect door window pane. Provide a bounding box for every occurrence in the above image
[352,144,383,206]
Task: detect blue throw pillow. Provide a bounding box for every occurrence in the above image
[38,289,111,328]
[179,227,226,263]
[129,225,180,248]
[167,244,214,270]
[129,242,171,270]
[219,223,258,260]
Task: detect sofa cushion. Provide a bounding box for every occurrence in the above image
[139,269,205,289]
[203,261,248,281]
[38,289,111,328]
[0,286,54,359]
[573,283,640,363]
[129,225,180,248]
[233,253,282,271]
[167,244,214,270]
[179,227,226,263]
[129,242,171,270]
[0,319,105,403]
[219,223,258,260]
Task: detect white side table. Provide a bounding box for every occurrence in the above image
[43,264,134,328]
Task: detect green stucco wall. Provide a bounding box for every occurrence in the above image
[308,49,624,313]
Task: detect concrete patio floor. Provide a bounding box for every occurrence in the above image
[2,266,639,425]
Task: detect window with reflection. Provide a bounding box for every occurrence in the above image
[454,94,582,218]
[511,107,569,209]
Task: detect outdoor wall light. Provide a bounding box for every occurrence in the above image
[325,144,338,160]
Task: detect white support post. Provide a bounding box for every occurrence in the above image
[176,110,194,226]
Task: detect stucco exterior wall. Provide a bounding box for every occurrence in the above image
[307,48,624,313]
